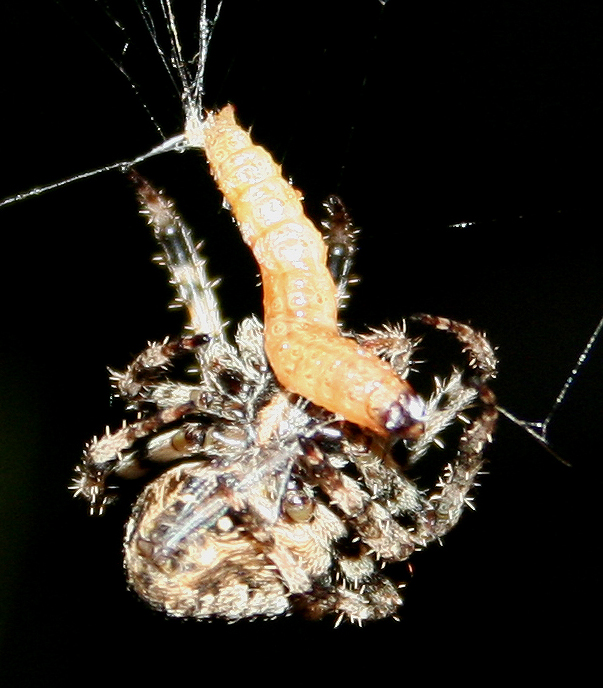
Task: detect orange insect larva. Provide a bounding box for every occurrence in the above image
[186,105,424,437]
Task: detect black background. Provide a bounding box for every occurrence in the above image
[1,0,601,681]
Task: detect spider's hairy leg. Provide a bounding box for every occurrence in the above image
[415,386,498,541]
[406,315,498,542]
[288,434,421,623]
[75,317,275,516]
[111,334,209,403]
[130,170,225,341]
[73,400,199,514]
[320,194,360,310]
[300,439,420,560]
[413,314,498,381]
[358,324,417,379]
[408,314,498,462]
[74,172,234,514]
[408,370,481,463]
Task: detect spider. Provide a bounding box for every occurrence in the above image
[72,155,497,624]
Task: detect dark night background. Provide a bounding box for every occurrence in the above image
[1,0,600,681]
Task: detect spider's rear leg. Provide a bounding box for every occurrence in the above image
[292,434,425,623]
[355,314,498,546]
[408,314,497,459]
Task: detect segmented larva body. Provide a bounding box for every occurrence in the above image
[187,105,424,437]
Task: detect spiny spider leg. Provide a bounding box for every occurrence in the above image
[359,324,417,380]
[299,438,422,560]
[320,194,360,310]
[73,171,229,513]
[407,314,498,463]
[112,334,209,404]
[130,170,225,342]
[406,314,498,541]
[74,399,199,513]
[417,384,498,541]
[413,314,498,381]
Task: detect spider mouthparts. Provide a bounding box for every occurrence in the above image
[384,394,426,439]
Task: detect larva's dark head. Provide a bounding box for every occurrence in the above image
[383,392,426,439]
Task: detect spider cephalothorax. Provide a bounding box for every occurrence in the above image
[73,105,497,624]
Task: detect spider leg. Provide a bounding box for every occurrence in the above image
[319,384,496,618]
[130,170,225,342]
[415,385,498,542]
[406,313,498,460]
[358,323,417,379]
[73,400,201,514]
[296,315,497,622]
[320,194,360,310]
[408,369,481,462]
[412,313,497,380]
[292,436,420,622]
[406,314,498,542]
[334,316,497,590]
[76,315,280,515]
[111,334,209,404]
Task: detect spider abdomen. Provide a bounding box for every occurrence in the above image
[124,461,347,620]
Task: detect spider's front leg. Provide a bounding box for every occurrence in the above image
[408,315,499,543]
[130,170,225,341]
[414,384,498,543]
[75,326,265,514]
[320,194,360,310]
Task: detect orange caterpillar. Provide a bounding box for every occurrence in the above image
[186,105,424,437]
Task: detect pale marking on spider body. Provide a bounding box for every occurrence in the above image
[186,105,424,438]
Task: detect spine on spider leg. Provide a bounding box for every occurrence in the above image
[130,170,224,339]
[186,105,424,437]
